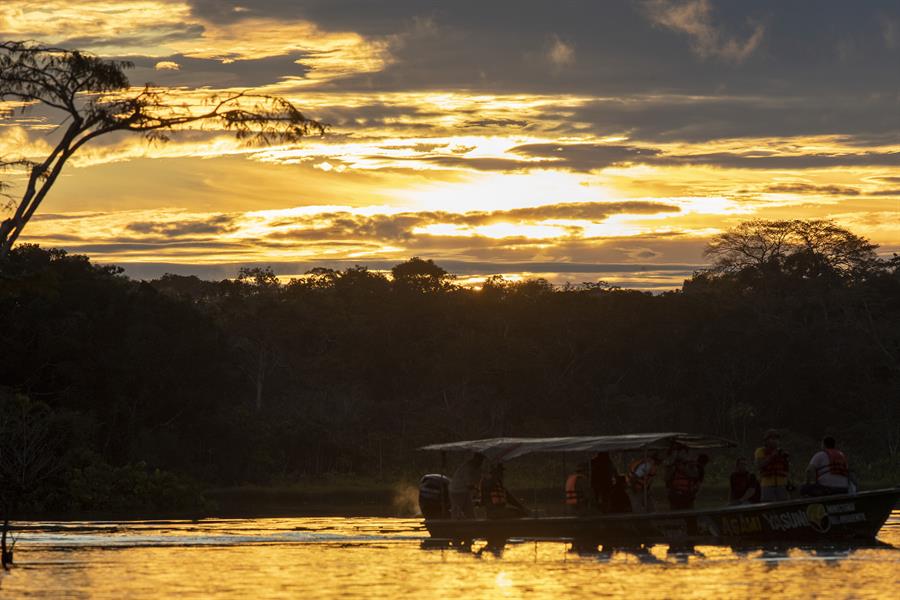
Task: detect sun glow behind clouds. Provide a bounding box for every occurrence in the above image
[400,171,614,212]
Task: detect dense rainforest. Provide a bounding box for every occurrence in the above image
[0,220,898,515]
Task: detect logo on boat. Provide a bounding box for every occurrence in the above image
[806,504,830,533]
[653,519,688,540]
[824,502,866,527]
[762,509,810,532]
[721,514,762,536]
[762,502,866,533]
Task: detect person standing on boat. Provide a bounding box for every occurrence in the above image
[755,429,792,502]
[481,462,528,519]
[626,452,659,512]
[449,452,484,519]
[729,457,761,504]
[801,436,851,497]
[590,452,616,512]
[665,449,708,510]
[565,463,591,514]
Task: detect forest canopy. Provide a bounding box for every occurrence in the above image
[0,220,898,513]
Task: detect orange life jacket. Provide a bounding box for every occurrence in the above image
[759,447,789,478]
[627,458,657,492]
[816,449,849,480]
[565,473,585,505]
[669,460,699,494]
[484,477,506,507]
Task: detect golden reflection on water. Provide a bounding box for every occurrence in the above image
[2,513,898,599]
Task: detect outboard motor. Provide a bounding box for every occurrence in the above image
[418,474,451,519]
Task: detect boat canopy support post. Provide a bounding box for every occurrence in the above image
[440,451,448,517]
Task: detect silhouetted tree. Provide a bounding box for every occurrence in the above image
[703,219,880,283]
[391,257,454,293]
[0,41,325,257]
[0,393,64,567]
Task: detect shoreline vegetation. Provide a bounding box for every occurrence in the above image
[1,220,899,532]
[14,476,900,522]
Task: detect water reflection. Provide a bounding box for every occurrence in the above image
[1,512,897,599]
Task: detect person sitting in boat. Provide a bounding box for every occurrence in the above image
[565,463,591,514]
[626,452,660,513]
[801,436,852,497]
[729,457,761,504]
[665,449,708,510]
[449,452,485,519]
[481,462,529,519]
[755,429,792,502]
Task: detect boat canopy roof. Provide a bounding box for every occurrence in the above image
[419,433,735,462]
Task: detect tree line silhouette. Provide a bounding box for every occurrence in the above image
[0,220,898,520]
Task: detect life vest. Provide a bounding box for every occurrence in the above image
[485,477,506,507]
[627,458,657,492]
[759,447,789,478]
[816,449,849,481]
[669,461,698,494]
[565,473,585,505]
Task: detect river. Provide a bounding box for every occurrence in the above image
[1,511,897,598]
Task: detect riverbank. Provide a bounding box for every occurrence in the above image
[15,478,900,522]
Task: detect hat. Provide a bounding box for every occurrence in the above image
[764,429,780,440]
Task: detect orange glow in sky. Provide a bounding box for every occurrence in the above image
[2,0,899,288]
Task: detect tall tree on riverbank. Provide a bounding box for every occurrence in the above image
[0,41,325,258]
[0,393,64,567]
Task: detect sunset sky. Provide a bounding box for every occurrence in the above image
[2,0,899,288]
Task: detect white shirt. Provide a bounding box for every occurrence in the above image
[808,450,849,488]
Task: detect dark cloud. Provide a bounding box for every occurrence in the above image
[462,118,529,129]
[509,143,662,171]
[30,212,108,221]
[126,54,313,89]
[762,183,860,195]
[177,2,898,96]
[49,25,206,51]
[510,142,900,171]
[61,240,249,254]
[865,188,900,196]
[659,150,900,170]
[126,215,238,236]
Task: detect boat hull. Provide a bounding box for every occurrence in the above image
[424,487,900,546]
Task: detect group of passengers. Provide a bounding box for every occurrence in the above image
[565,447,709,514]
[734,430,855,504]
[445,430,854,519]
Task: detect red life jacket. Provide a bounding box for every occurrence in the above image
[816,449,849,480]
[627,458,656,492]
[759,447,789,478]
[565,473,585,505]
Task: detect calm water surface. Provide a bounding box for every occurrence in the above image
[2,511,898,598]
